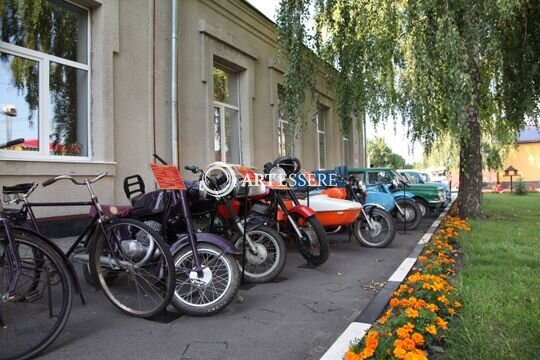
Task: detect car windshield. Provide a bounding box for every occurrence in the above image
[390,170,409,184]
[420,173,431,182]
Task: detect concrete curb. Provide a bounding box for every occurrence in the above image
[320,199,455,360]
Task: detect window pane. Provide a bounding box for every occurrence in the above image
[213,66,238,106]
[0,52,39,151]
[0,0,88,63]
[214,106,222,161]
[317,107,326,132]
[48,62,88,156]
[319,133,326,169]
[224,107,240,163]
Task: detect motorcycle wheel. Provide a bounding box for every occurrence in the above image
[232,225,287,284]
[353,208,396,248]
[171,243,240,316]
[415,198,431,217]
[290,214,329,266]
[394,198,422,230]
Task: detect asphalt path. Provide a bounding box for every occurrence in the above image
[41,216,436,360]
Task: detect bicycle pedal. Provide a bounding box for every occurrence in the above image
[25,290,43,303]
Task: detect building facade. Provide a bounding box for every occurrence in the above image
[0,0,366,219]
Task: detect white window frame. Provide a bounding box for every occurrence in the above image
[0,1,91,161]
[213,63,241,164]
[316,105,327,169]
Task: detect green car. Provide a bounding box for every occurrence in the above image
[347,167,447,216]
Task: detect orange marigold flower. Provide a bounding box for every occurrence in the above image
[394,339,404,348]
[454,301,462,308]
[418,255,428,262]
[426,303,439,312]
[403,337,416,351]
[394,346,407,359]
[365,331,379,350]
[390,298,400,307]
[344,351,362,360]
[436,317,448,330]
[437,295,449,305]
[425,325,437,335]
[448,308,456,316]
[404,349,428,360]
[405,308,419,318]
[411,332,424,346]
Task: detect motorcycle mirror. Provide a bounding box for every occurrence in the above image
[184,165,199,173]
[392,178,400,188]
[358,180,367,192]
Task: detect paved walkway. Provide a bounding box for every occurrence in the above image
[41,217,436,360]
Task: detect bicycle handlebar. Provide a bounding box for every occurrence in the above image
[42,172,107,187]
[0,138,25,149]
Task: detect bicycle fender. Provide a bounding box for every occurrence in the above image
[170,232,241,256]
[289,204,316,218]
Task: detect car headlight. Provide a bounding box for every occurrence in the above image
[438,190,445,200]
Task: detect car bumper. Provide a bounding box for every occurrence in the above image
[428,200,446,208]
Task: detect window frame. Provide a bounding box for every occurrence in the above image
[213,63,241,164]
[277,86,294,157]
[0,1,91,161]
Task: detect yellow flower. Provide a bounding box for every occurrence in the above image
[425,325,437,335]
[426,303,439,312]
[448,308,456,316]
[404,349,428,360]
[454,301,462,308]
[405,308,419,318]
[403,337,416,351]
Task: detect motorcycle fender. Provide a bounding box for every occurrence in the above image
[362,202,387,212]
[169,232,242,257]
[288,204,316,218]
[13,226,85,300]
[392,191,415,200]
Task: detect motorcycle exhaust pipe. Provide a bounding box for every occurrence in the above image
[72,254,129,269]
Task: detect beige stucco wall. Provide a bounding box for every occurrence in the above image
[0,0,365,218]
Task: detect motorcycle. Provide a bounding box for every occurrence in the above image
[183,163,287,284]
[119,155,241,316]
[246,157,330,266]
[305,175,396,248]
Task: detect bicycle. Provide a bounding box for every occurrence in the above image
[4,166,175,319]
[1,138,73,360]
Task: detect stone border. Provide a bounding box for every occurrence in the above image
[320,199,455,360]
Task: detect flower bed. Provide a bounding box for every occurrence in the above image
[345,213,471,360]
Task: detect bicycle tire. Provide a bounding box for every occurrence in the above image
[89,218,175,318]
[0,228,73,360]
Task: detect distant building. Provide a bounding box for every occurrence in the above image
[501,127,540,188]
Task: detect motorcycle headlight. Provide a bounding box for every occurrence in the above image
[438,190,445,200]
[392,179,400,188]
[358,180,367,192]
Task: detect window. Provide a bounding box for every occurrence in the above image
[343,136,350,166]
[277,87,294,156]
[213,64,241,163]
[316,105,327,169]
[0,0,90,158]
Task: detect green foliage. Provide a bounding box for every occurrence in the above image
[513,176,528,195]
[368,137,411,169]
[276,0,540,217]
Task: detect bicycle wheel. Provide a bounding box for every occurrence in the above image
[290,214,330,266]
[172,243,240,316]
[231,225,287,283]
[0,228,73,360]
[353,208,396,248]
[89,218,175,318]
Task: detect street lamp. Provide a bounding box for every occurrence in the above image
[503,165,519,192]
[1,104,17,142]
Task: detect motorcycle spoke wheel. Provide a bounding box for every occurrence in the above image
[290,215,329,266]
[172,244,239,316]
[233,226,287,283]
[354,208,396,248]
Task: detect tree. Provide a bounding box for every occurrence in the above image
[276,0,539,218]
[368,137,408,169]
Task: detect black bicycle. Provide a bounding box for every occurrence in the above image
[8,172,176,319]
[1,139,73,360]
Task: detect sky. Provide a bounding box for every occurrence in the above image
[246,0,423,163]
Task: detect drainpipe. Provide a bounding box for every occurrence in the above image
[171,0,179,166]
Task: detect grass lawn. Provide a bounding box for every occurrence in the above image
[445,193,540,359]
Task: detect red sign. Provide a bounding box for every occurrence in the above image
[149,163,187,190]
